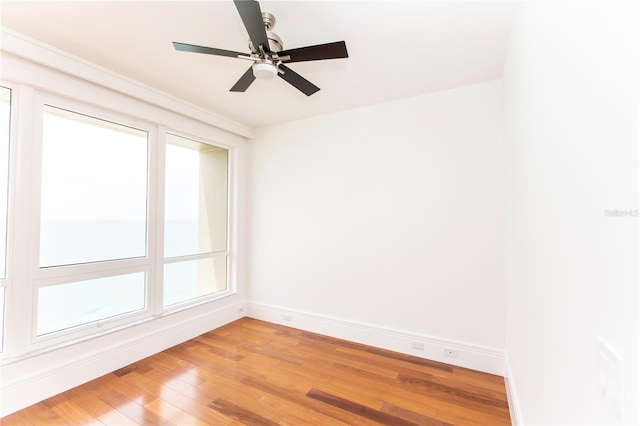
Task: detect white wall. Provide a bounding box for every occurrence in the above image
[503,2,639,424]
[248,80,506,367]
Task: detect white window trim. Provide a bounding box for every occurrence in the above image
[0,82,19,354]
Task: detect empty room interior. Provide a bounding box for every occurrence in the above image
[0,0,638,424]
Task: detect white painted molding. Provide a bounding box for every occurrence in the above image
[504,353,523,425]
[0,28,252,139]
[0,301,247,417]
[247,301,505,376]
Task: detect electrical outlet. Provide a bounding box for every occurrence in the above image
[411,342,424,350]
[282,314,292,322]
[444,348,458,358]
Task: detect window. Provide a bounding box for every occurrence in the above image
[35,104,150,338]
[0,86,11,351]
[40,106,148,267]
[37,272,146,336]
[164,133,229,307]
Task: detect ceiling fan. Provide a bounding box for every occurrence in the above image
[173,0,348,96]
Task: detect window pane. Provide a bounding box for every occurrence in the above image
[0,87,11,279]
[40,106,148,267]
[163,257,227,307]
[37,272,146,336]
[165,134,228,258]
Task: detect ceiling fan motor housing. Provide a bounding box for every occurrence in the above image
[249,31,283,53]
[249,12,283,53]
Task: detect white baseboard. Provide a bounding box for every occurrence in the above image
[247,302,505,376]
[504,353,523,425]
[0,300,246,417]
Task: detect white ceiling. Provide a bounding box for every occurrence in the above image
[1,1,517,128]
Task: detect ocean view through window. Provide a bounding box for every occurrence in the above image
[164,133,229,307]
[37,272,146,336]
[40,106,148,268]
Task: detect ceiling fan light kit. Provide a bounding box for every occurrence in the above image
[173,0,349,96]
[252,62,278,80]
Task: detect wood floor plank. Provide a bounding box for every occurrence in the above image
[295,341,403,379]
[144,398,209,426]
[194,339,246,361]
[0,409,35,425]
[233,318,280,334]
[20,402,68,426]
[139,370,240,425]
[381,402,452,426]
[195,354,382,425]
[397,367,509,405]
[43,396,104,426]
[321,365,442,416]
[64,385,138,426]
[97,387,173,425]
[257,393,351,426]
[433,405,512,426]
[123,369,238,425]
[396,371,509,414]
[234,350,416,422]
[207,398,280,426]
[2,318,511,425]
[240,374,378,425]
[145,349,200,372]
[197,374,290,424]
[330,370,495,424]
[451,366,508,391]
[306,388,418,426]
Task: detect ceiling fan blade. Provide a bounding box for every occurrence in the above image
[173,41,245,58]
[278,64,320,96]
[279,41,349,63]
[230,67,256,92]
[233,0,271,53]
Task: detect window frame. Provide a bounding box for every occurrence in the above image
[32,266,150,343]
[158,128,234,313]
[28,93,159,347]
[32,94,159,279]
[38,104,151,269]
[0,82,17,354]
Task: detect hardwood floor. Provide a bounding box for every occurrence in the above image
[1,318,511,425]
